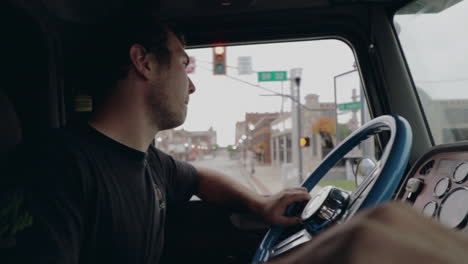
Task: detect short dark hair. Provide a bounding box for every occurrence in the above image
[84,17,184,108]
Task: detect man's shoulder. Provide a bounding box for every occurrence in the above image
[147,145,188,167]
[147,145,197,176]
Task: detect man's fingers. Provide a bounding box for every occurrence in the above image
[263,188,311,226]
[291,187,309,192]
[275,216,303,226]
[283,187,309,194]
[279,189,311,210]
[280,191,311,205]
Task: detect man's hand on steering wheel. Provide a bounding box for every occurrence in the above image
[256,188,311,226]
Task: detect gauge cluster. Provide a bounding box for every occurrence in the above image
[399,143,468,232]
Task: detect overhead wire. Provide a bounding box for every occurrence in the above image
[195,64,336,113]
[415,78,468,84]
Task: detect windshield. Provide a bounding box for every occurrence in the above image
[156,39,378,196]
[394,0,468,145]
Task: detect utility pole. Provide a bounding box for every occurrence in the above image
[333,69,358,144]
[350,88,359,131]
[280,81,285,115]
[360,85,368,157]
[290,68,303,184]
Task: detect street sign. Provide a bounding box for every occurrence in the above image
[258,71,287,82]
[238,56,252,75]
[338,101,362,111]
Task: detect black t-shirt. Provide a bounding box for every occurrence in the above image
[2,125,199,263]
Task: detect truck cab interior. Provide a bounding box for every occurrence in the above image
[2,0,468,263]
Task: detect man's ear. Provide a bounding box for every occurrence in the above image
[129,44,157,79]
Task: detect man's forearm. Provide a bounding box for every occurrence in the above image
[194,166,310,226]
[194,166,265,214]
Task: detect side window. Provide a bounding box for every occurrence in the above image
[156,39,377,194]
[394,0,468,145]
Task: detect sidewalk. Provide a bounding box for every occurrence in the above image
[250,165,284,195]
[241,163,322,196]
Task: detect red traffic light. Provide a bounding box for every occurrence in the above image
[214,46,225,55]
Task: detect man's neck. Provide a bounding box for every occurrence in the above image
[89,99,158,153]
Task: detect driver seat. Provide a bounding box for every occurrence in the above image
[0,1,52,185]
[0,90,22,175]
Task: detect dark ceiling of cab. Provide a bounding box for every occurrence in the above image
[20,0,408,23]
[11,0,409,46]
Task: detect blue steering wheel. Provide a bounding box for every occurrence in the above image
[252,115,413,263]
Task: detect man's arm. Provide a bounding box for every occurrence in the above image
[194,166,310,226]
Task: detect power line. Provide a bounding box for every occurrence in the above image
[195,65,335,113]
[197,59,259,73]
[196,64,284,96]
[416,78,468,84]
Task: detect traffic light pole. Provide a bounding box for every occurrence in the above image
[296,78,304,183]
[255,68,304,185]
[290,68,303,184]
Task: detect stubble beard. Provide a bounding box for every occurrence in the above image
[146,88,186,131]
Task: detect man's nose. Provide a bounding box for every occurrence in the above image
[188,78,196,94]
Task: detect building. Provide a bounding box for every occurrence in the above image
[418,88,468,144]
[235,112,280,164]
[301,94,336,173]
[156,127,217,161]
[189,127,218,152]
[271,94,336,174]
[235,121,247,146]
[251,114,280,164]
[271,114,293,165]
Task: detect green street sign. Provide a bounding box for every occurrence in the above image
[258,71,287,82]
[338,101,362,111]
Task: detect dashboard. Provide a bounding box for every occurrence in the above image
[260,141,468,262]
[398,142,468,233]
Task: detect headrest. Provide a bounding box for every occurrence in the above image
[0,90,22,158]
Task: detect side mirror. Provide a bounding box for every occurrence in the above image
[353,158,377,186]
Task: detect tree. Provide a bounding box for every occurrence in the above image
[337,123,352,141]
[312,117,336,150]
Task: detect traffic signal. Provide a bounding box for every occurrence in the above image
[300,137,310,147]
[213,46,226,75]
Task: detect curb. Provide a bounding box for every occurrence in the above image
[238,162,272,195]
[250,173,272,195]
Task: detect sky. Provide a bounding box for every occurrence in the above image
[179,40,358,146]
[175,0,468,147]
